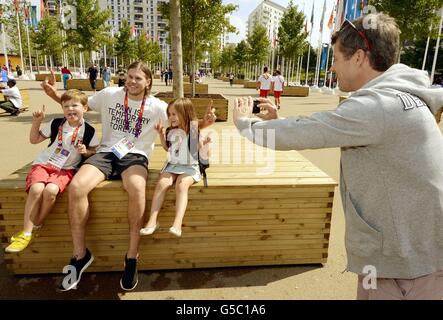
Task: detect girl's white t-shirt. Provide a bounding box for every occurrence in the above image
[166,128,198,166]
[87,87,169,159]
[272,75,285,91]
[33,119,100,169]
[258,74,272,90]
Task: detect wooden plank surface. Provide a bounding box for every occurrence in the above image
[0,127,337,274]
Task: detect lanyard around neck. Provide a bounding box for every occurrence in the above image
[57,119,82,147]
[124,92,147,138]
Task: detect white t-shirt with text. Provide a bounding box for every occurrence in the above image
[88,87,168,159]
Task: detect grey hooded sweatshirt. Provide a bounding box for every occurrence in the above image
[235,64,443,279]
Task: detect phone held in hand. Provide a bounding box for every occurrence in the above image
[252,100,261,114]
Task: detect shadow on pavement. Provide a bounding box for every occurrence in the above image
[1,248,321,299]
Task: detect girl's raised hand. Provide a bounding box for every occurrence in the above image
[202,134,211,145]
[154,121,164,134]
[32,105,46,122]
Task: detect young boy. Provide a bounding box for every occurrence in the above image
[5,89,99,253]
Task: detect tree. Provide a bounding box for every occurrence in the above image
[247,24,270,78]
[278,1,308,74]
[65,0,111,63]
[233,40,250,76]
[161,0,237,96]
[170,0,184,98]
[32,16,64,68]
[2,1,33,68]
[114,19,137,67]
[371,0,443,57]
[220,44,235,73]
[137,31,163,67]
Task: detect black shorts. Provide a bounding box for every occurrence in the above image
[82,152,148,180]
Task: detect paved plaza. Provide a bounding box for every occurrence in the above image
[0,77,441,299]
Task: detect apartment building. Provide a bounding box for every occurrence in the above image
[247,0,285,42]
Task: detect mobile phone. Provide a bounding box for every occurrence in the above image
[252,100,260,114]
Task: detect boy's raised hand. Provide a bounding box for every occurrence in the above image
[32,105,46,122]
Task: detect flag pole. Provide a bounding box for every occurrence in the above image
[24,4,34,78]
[430,8,443,84]
[15,3,25,76]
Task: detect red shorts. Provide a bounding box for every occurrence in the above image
[273,90,282,98]
[25,164,76,193]
[259,89,269,98]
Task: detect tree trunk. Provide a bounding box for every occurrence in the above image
[170,0,184,98]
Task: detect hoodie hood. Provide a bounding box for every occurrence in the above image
[360,64,443,114]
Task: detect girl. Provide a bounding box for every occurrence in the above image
[140,98,210,237]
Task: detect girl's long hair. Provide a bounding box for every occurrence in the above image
[167,98,197,134]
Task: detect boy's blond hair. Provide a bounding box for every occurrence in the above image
[60,89,88,107]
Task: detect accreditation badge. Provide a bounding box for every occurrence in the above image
[47,147,71,170]
[111,137,135,159]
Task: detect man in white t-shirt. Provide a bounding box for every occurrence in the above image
[256,67,272,98]
[0,79,23,116]
[42,61,217,292]
[271,70,285,109]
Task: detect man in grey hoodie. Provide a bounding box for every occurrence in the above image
[234,13,443,300]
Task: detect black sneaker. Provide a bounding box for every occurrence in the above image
[120,255,138,291]
[58,248,94,292]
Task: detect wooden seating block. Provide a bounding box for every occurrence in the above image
[244,81,257,89]
[281,86,309,97]
[183,83,208,94]
[154,93,228,121]
[35,74,62,82]
[67,79,111,91]
[0,136,337,274]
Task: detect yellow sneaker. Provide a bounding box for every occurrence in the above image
[5,232,33,253]
[10,231,25,242]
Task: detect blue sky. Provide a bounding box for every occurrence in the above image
[222,0,337,47]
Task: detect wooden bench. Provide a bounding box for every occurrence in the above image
[0,133,337,274]
[183,83,208,94]
[154,93,229,121]
[244,81,257,89]
[67,79,112,91]
[281,86,310,97]
[35,73,62,82]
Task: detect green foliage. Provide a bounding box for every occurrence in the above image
[160,0,237,68]
[278,1,308,59]
[247,24,270,64]
[114,19,137,67]
[31,16,64,62]
[371,0,443,43]
[233,40,250,71]
[220,44,235,72]
[2,2,33,58]
[65,0,111,54]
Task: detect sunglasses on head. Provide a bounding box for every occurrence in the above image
[341,19,372,52]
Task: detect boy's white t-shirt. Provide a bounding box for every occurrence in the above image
[2,86,22,109]
[33,119,100,169]
[272,75,284,91]
[88,87,168,159]
[258,74,272,90]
